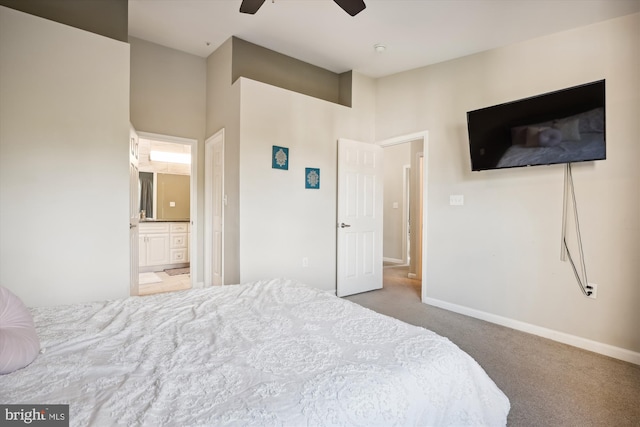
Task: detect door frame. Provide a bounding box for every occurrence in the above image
[204,128,225,287]
[129,125,140,296]
[137,131,198,290]
[402,164,411,265]
[377,131,429,302]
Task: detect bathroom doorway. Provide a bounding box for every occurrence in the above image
[135,132,198,295]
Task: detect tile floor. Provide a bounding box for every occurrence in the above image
[138,270,191,296]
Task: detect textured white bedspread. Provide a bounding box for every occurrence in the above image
[1,279,510,426]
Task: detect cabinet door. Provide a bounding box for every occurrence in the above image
[146,233,170,266]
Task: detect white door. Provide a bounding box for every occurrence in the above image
[205,129,225,286]
[337,139,383,297]
[129,126,140,295]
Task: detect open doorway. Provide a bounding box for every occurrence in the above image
[380,131,427,300]
[135,132,198,295]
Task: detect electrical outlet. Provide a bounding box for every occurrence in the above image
[587,283,598,299]
[449,195,464,206]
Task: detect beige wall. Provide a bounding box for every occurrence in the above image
[129,37,206,283]
[238,74,375,291]
[0,0,128,42]
[376,14,640,356]
[206,38,374,286]
[0,6,130,306]
[232,37,351,107]
[129,37,206,140]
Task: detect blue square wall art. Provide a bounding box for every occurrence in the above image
[305,168,320,189]
[272,146,289,170]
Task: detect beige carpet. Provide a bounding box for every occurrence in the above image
[346,265,640,426]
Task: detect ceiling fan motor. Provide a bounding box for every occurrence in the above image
[240,0,366,17]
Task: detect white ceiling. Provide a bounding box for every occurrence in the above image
[129,0,639,78]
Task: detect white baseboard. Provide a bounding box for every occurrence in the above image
[424,297,640,366]
[383,257,404,264]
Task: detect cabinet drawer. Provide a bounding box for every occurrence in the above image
[171,233,187,248]
[170,223,188,233]
[140,222,170,233]
[170,248,188,263]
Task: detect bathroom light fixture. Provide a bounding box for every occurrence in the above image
[149,150,191,165]
[374,44,386,53]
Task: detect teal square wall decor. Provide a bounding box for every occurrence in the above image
[305,168,320,189]
[272,146,289,170]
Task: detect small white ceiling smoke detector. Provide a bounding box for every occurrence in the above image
[374,43,386,53]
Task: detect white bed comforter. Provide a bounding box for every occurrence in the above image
[1,279,510,426]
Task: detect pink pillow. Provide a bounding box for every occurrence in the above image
[0,286,40,374]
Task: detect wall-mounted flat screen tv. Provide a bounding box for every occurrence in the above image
[467,80,605,171]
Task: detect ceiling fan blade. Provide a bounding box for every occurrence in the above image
[240,0,266,14]
[333,0,366,16]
